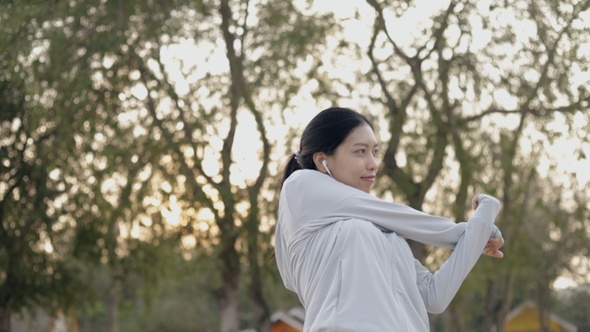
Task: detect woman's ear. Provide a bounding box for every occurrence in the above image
[312,152,327,172]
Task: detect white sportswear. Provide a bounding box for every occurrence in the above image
[274,170,502,331]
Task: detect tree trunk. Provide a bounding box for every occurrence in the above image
[249,266,271,332]
[495,272,514,332]
[0,307,10,332]
[246,217,271,331]
[482,280,496,332]
[219,279,240,332]
[217,215,240,332]
[107,278,120,332]
[449,304,467,332]
[537,281,550,332]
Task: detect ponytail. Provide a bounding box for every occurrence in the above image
[280,153,301,190]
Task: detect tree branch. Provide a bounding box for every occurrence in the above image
[137,61,218,219]
[460,96,590,124]
[365,0,412,62]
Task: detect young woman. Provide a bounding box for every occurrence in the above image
[274,107,504,331]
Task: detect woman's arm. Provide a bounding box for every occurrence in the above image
[285,170,500,248]
[414,194,502,313]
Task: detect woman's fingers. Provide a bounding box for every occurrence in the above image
[483,237,505,258]
[488,236,505,249]
[483,246,504,258]
[486,249,504,258]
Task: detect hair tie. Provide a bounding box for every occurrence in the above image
[294,149,300,160]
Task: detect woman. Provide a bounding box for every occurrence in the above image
[274,107,504,331]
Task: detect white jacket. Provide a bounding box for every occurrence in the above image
[274,170,501,331]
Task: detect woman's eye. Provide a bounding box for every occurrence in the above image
[356,149,366,154]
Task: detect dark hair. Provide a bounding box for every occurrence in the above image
[280,107,373,188]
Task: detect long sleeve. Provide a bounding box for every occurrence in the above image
[282,170,499,249]
[414,194,502,313]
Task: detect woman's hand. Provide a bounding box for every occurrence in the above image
[472,195,505,258]
[483,236,504,258]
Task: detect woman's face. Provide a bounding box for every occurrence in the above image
[324,124,379,193]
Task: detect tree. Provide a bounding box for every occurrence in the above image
[1,1,195,331]
[0,3,93,330]
[3,0,337,330]
[305,0,590,330]
[126,1,334,329]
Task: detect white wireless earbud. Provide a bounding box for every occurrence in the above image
[322,160,333,177]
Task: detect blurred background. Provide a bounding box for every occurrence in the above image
[1,0,589,331]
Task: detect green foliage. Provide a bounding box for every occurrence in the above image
[554,286,590,332]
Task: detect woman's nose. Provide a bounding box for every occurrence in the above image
[367,154,378,170]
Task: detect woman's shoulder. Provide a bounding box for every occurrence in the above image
[284,169,326,189]
[289,169,323,179]
[281,170,337,207]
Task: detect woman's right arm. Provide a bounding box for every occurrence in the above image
[414,194,502,313]
[285,170,500,248]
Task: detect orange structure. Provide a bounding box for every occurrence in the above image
[270,307,304,332]
[504,301,577,332]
